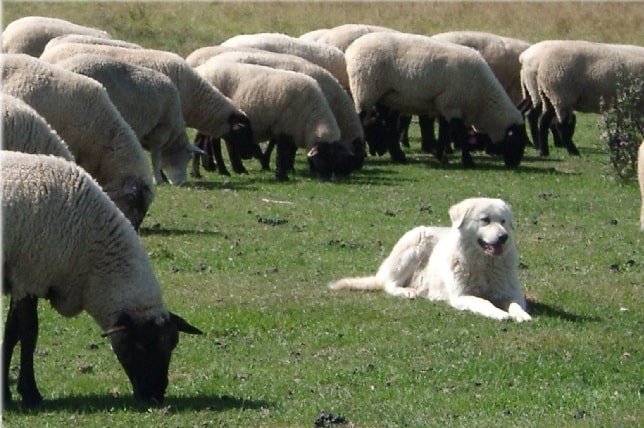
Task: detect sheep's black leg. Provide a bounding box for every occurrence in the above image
[556,113,580,156]
[10,296,42,407]
[397,115,411,147]
[208,138,230,176]
[385,110,406,163]
[261,140,276,171]
[190,133,206,178]
[538,98,556,157]
[449,118,476,168]
[527,108,540,149]
[275,137,294,181]
[418,115,437,154]
[433,117,451,164]
[3,298,20,404]
[224,140,248,174]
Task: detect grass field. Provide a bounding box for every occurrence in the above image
[2,2,643,427]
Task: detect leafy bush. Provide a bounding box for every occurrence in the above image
[598,66,644,181]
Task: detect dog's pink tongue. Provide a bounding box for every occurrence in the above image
[487,243,504,256]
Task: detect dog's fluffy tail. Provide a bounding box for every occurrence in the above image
[328,276,384,291]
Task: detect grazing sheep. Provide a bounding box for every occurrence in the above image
[1,94,74,161]
[220,32,350,90]
[188,49,365,176]
[523,40,644,157]
[54,53,202,185]
[311,23,398,52]
[639,139,644,230]
[1,150,203,407]
[40,42,258,159]
[185,45,263,67]
[1,15,111,57]
[345,32,529,168]
[195,59,349,181]
[2,53,154,229]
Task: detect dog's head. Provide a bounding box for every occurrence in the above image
[449,198,515,256]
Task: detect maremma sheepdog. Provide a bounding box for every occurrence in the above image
[329,197,532,322]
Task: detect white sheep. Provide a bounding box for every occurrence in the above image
[526,40,644,157]
[40,42,258,161]
[2,53,154,229]
[311,23,398,52]
[1,15,112,57]
[188,48,365,175]
[1,150,203,407]
[220,32,350,90]
[639,139,644,230]
[53,53,202,185]
[298,28,330,42]
[1,93,75,161]
[195,58,351,181]
[345,32,529,168]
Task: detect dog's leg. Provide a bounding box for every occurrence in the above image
[507,302,532,322]
[448,295,511,320]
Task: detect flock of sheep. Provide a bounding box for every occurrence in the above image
[2,15,643,406]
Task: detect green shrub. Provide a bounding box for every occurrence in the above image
[598,66,644,181]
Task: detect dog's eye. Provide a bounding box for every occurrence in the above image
[480,216,491,225]
[500,219,506,225]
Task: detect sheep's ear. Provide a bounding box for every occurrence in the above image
[449,199,472,229]
[307,145,319,158]
[170,312,203,335]
[102,313,134,337]
[187,144,206,155]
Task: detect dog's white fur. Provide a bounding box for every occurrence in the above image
[329,198,532,322]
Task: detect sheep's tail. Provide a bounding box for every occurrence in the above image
[328,276,384,291]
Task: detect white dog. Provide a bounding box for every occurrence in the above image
[329,198,532,322]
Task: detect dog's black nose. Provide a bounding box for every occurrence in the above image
[497,233,508,244]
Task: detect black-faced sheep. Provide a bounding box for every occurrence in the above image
[195,59,350,181]
[523,40,644,157]
[53,53,202,185]
[1,15,112,57]
[39,42,258,161]
[187,48,365,176]
[2,53,154,230]
[345,32,529,168]
[1,150,203,407]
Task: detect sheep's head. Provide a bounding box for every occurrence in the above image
[113,177,154,231]
[500,124,529,168]
[226,113,260,160]
[103,311,203,403]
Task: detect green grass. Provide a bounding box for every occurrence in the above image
[2,2,643,427]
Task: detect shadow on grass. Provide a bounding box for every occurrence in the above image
[139,226,221,237]
[3,393,272,414]
[527,299,601,323]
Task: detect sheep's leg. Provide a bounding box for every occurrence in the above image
[209,138,230,176]
[418,115,437,154]
[275,137,293,181]
[261,140,276,170]
[397,114,412,147]
[150,150,165,184]
[527,108,540,149]
[3,299,20,404]
[190,133,206,178]
[386,110,407,163]
[556,113,580,156]
[5,296,43,406]
[449,118,475,168]
[538,99,556,157]
[224,140,248,174]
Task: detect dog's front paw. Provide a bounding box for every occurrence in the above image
[508,303,532,322]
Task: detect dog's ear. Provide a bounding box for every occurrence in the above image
[449,199,471,229]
